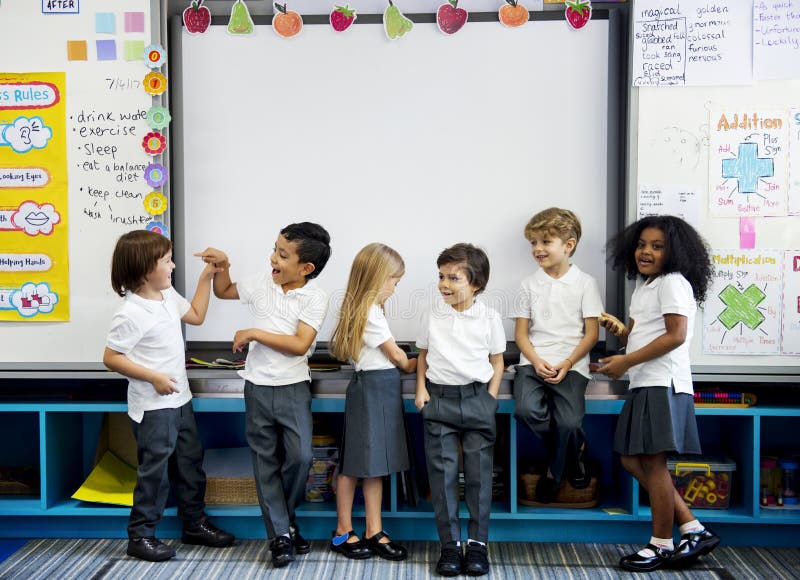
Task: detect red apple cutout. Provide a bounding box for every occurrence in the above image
[184,0,211,34]
[437,0,468,35]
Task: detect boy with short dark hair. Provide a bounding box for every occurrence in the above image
[198,222,331,568]
[511,207,602,503]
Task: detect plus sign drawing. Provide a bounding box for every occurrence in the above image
[710,110,788,217]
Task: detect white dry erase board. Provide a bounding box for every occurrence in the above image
[174,10,627,346]
[0,0,165,368]
[629,1,800,375]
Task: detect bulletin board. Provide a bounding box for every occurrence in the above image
[629,0,800,375]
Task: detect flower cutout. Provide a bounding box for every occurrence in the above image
[143,44,167,69]
[142,131,167,155]
[146,106,172,130]
[144,71,168,95]
[144,192,168,215]
[144,163,168,188]
[146,221,168,236]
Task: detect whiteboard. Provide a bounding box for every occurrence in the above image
[175,14,620,345]
[0,0,160,368]
[632,82,800,373]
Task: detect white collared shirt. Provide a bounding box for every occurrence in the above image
[511,264,603,378]
[237,273,329,386]
[106,287,193,423]
[417,298,506,385]
[626,273,696,394]
[353,304,395,372]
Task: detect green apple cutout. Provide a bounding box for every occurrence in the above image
[228,0,254,35]
[384,0,413,40]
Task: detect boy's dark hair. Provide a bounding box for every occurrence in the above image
[437,243,490,295]
[280,222,331,280]
[111,230,172,297]
[606,215,713,303]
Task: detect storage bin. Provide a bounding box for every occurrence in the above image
[667,456,736,510]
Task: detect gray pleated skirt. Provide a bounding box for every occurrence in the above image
[339,368,410,478]
[614,385,701,456]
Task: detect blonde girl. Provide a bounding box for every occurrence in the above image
[329,243,417,561]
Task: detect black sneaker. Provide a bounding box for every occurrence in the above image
[436,541,463,577]
[464,541,489,576]
[269,535,295,568]
[289,523,310,555]
[126,537,176,562]
[182,517,235,547]
[535,475,559,503]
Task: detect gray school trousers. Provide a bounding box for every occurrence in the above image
[244,380,314,539]
[422,381,497,544]
[128,402,207,538]
[513,365,589,483]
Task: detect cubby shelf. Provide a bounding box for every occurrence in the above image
[0,389,798,546]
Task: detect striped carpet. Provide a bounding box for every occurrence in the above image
[0,540,798,579]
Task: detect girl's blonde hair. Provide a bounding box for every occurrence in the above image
[330,243,405,362]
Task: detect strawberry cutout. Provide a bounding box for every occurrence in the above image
[184,0,211,34]
[437,0,468,35]
[565,0,591,30]
[330,5,357,32]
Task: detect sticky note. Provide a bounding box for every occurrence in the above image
[95,12,115,34]
[124,40,146,62]
[125,11,145,33]
[739,217,756,249]
[96,39,117,61]
[67,40,88,61]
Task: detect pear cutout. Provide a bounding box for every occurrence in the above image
[228,0,254,35]
[384,0,413,40]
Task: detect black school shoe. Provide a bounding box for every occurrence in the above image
[330,530,373,559]
[127,537,176,562]
[364,530,407,561]
[269,535,295,568]
[182,517,235,547]
[464,541,490,576]
[289,523,310,555]
[436,541,463,577]
[535,475,560,503]
[669,527,721,568]
[568,443,592,490]
[619,544,674,572]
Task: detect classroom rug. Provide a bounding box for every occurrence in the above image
[0,539,798,579]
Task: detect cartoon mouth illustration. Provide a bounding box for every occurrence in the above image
[24,212,50,226]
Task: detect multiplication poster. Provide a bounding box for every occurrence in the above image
[703,249,782,355]
[0,72,67,320]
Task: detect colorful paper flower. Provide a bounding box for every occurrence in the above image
[146,106,172,130]
[143,71,168,95]
[146,221,169,236]
[144,192,168,215]
[143,44,167,69]
[144,163,168,188]
[142,131,167,155]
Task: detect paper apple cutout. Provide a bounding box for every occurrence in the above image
[437,0,468,35]
[184,0,211,34]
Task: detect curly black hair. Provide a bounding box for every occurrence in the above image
[606,215,713,303]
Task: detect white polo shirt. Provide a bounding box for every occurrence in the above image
[416,298,506,385]
[511,264,603,379]
[353,305,395,372]
[106,288,193,423]
[237,273,328,386]
[626,273,696,394]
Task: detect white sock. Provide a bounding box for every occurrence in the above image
[679,520,704,536]
[282,532,291,539]
[637,536,674,557]
[467,539,486,547]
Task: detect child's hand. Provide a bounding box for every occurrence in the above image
[200,262,224,280]
[232,329,253,352]
[532,357,556,379]
[415,388,430,411]
[597,354,630,380]
[599,312,627,337]
[194,247,229,269]
[406,357,418,374]
[545,359,572,384]
[150,372,180,395]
